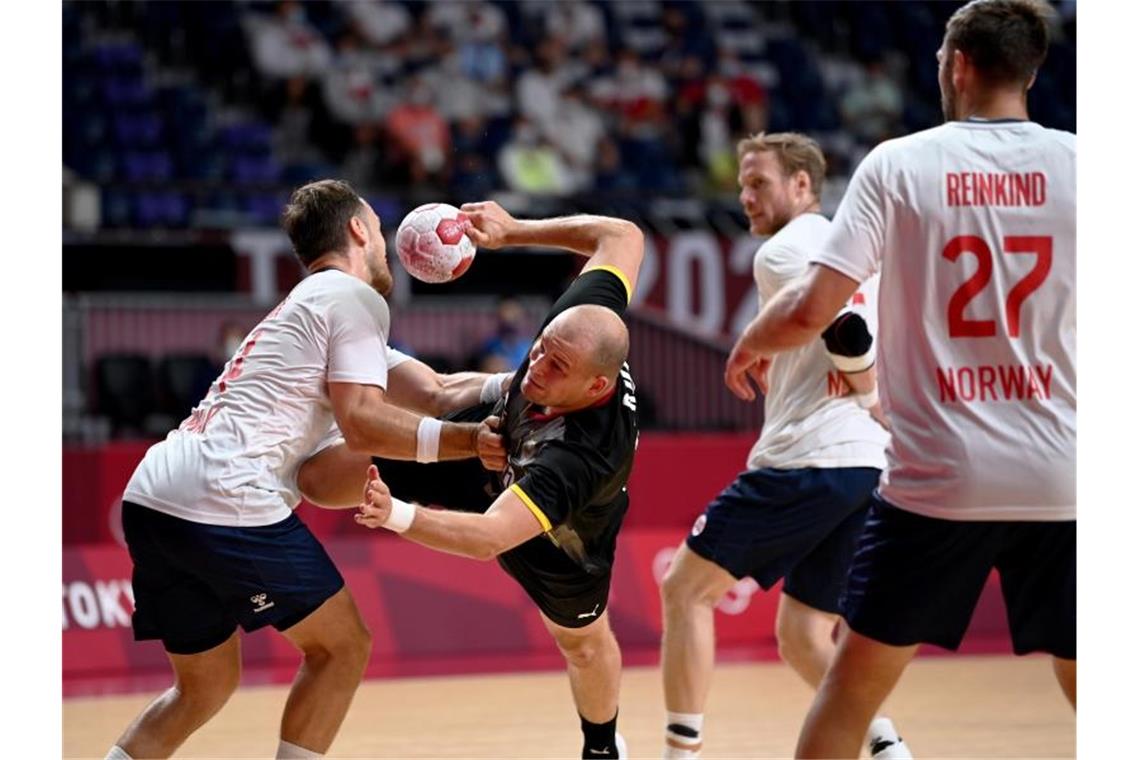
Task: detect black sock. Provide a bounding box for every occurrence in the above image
[580,711,619,759]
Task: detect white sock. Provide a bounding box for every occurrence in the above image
[867,716,913,759]
[276,739,323,759]
[664,711,703,758]
[104,747,133,760]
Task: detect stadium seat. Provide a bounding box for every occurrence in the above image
[155,353,218,418]
[92,353,156,435]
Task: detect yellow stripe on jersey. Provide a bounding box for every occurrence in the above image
[509,483,553,533]
[583,265,633,303]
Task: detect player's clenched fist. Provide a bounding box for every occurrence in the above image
[477,415,507,472]
[460,201,517,249]
[354,464,393,529]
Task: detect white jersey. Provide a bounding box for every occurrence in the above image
[747,213,889,471]
[813,120,1075,521]
[126,270,400,527]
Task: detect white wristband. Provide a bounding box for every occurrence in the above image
[382,498,416,533]
[416,417,442,463]
[830,353,875,374]
[480,372,513,403]
[854,387,879,409]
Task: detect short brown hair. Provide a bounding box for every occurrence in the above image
[945,0,1053,87]
[280,179,365,266]
[737,132,827,198]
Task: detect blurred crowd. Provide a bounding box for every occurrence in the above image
[63,0,1076,229]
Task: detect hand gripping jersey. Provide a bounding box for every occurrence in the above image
[812,120,1075,521]
[495,268,639,576]
[747,212,889,471]
[125,270,395,526]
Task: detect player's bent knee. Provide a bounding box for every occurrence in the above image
[661,562,722,611]
[776,612,830,660]
[330,623,372,670]
[555,635,601,668]
[174,671,240,716]
[300,620,372,673]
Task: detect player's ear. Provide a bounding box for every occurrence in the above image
[348,214,368,246]
[794,169,811,197]
[587,374,609,397]
[952,48,969,89]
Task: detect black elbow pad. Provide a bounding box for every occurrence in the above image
[822,312,874,372]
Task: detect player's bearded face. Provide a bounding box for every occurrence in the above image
[365,213,394,296]
[737,151,795,236]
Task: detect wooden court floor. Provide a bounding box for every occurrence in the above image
[64,656,1074,758]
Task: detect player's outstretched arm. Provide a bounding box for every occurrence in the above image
[385,357,512,417]
[329,381,503,463]
[460,201,644,296]
[354,465,545,560]
[726,263,860,401]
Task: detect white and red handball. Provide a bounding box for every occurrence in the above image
[394,203,476,283]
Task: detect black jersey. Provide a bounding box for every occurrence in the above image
[495,267,639,576]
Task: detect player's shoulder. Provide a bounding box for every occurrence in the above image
[761,212,831,258]
[863,125,950,165]
[296,270,390,320]
[1036,125,1076,154]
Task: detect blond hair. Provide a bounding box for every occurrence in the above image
[737,132,827,198]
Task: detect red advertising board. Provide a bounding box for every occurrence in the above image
[62,434,759,545]
[63,528,1013,696]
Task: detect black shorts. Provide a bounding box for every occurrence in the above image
[686,467,881,614]
[122,501,344,655]
[842,495,1076,659]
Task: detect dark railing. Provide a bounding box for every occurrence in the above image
[63,293,765,439]
[628,308,764,432]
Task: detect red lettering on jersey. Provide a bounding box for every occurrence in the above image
[944,172,1047,207]
[180,405,220,434]
[976,172,992,206]
[937,367,957,402]
[1026,369,1044,399]
[938,363,1055,403]
[1035,364,1053,398]
[827,371,846,397]
[994,173,1009,205]
[947,173,961,206]
[998,365,1027,398]
[978,365,997,400]
[956,367,977,401]
[1032,172,1047,205]
[851,292,865,305]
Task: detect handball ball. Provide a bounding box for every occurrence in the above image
[394,203,476,283]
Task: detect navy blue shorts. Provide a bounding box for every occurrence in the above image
[122,501,345,655]
[842,495,1076,659]
[686,467,881,614]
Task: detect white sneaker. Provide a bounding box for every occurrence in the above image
[867,717,913,759]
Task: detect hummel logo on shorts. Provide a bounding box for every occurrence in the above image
[250,593,276,613]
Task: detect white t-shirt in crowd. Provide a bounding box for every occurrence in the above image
[747,212,889,471]
[813,120,1075,521]
[126,270,397,526]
